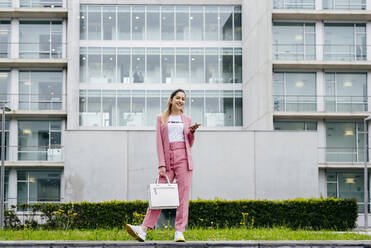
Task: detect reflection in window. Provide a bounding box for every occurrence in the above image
[324,23,366,61]
[79,90,242,127]
[80,5,242,41]
[0,71,10,107]
[326,121,365,162]
[273,72,316,112]
[0,21,10,58]
[273,22,315,60]
[325,72,367,112]
[18,121,62,161]
[327,172,367,212]
[274,121,317,130]
[19,71,63,110]
[323,0,366,9]
[17,170,61,211]
[19,21,63,59]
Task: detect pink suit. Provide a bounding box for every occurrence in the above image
[142,114,195,232]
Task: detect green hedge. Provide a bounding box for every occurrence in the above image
[6,198,357,230]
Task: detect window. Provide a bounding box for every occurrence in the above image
[326,121,365,162]
[325,72,367,112]
[273,72,316,111]
[0,21,10,58]
[79,90,243,127]
[20,0,63,8]
[80,47,242,84]
[324,23,366,61]
[0,71,10,107]
[17,170,61,210]
[274,121,317,130]
[273,0,315,9]
[80,5,242,41]
[0,170,9,208]
[19,21,63,59]
[327,171,367,212]
[0,1,11,7]
[323,0,366,10]
[0,121,9,160]
[18,121,62,161]
[19,71,63,110]
[273,22,316,60]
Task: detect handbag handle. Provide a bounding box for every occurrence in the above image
[155,175,171,185]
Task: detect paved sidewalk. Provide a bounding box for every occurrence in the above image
[0,240,371,248]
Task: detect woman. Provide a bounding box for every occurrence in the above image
[126,89,200,242]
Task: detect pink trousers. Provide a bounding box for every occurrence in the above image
[142,142,193,232]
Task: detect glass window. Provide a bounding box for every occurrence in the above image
[117,91,130,126]
[221,48,233,83]
[80,47,87,82]
[326,121,365,162]
[131,90,145,126]
[234,48,242,83]
[0,21,10,58]
[235,91,243,126]
[190,6,203,41]
[234,6,242,40]
[205,48,219,83]
[102,90,116,127]
[273,22,315,60]
[17,170,61,210]
[146,91,161,126]
[0,0,11,7]
[273,72,316,112]
[117,48,131,83]
[191,48,204,84]
[132,48,145,83]
[146,48,160,84]
[102,48,116,83]
[323,0,366,9]
[103,6,116,40]
[205,6,218,41]
[325,72,367,112]
[0,71,10,107]
[273,0,315,9]
[19,71,63,110]
[80,5,87,40]
[220,6,233,40]
[326,172,366,213]
[87,47,102,83]
[324,23,366,61]
[20,0,63,8]
[20,21,63,59]
[162,48,175,84]
[190,91,204,125]
[88,5,101,40]
[0,121,9,160]
[161,6,175,40]
[176,6,189,40]
[175,48,189,84]
[147,6,160,40]
[205,91,222,127]
[132,6,145,40]
[274,121,317,130]
[18,121,62,161]
[118,6,131,40]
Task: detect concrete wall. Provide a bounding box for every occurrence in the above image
[64,130,318,202]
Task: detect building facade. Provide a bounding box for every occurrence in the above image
[0,0,370,226]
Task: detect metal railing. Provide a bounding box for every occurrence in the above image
[20,0,63,8]
[273,95,369,112]
[323,0,366,10]
[0,42,66,59]
[1,146,64,162]
[273,44,367,61]
[0,0,12,7]
[319,147,367,163]
[0,94,65,111]
[273,0,315,9]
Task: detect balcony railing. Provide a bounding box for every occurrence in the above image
[319,147,366,163]
[0,93,65,111]
[323,0,366,10]
[0,42,66,59]
[2,146,63,162]
[273,44,367,61]
[20,0,63,8]
[273,0,315,9]
[0,0,12,7]
[273,95,368,112]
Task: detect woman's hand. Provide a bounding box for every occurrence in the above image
[189,123,201,133]
[158,166,166,177]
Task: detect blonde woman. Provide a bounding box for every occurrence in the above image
[126,89,200,242]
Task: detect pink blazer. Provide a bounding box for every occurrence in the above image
[156,114,195,171]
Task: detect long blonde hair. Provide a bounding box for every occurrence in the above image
[161,89,186,124]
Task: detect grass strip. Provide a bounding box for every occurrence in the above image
[0,227,370,241]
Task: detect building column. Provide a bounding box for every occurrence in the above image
[366,23,371,60]
[11,19,19,59]
[317,71,325,112]
[367,0,371,10]
[7,169,17,209]
[8,119,17,162]
[315,0,322,9]
[317,119,326,164]
[10,69,19,111]
[367,72,371,113]
[316,21,324,61]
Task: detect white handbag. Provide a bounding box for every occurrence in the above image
[148,175,179,210]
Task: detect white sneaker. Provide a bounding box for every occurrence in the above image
[174,231,185,242]
[126,224,147,242]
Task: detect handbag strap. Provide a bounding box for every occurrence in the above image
[155,175,171,185]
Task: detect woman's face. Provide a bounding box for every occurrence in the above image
[170,91,186,113]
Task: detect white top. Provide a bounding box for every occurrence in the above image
[167,115,185,143]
